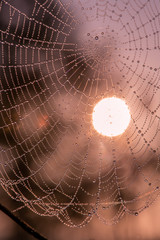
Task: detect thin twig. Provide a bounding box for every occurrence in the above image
[0,202,47,240]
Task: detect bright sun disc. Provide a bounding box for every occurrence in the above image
[92,97,131,137]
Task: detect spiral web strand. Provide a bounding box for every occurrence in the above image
[0,0,160,227]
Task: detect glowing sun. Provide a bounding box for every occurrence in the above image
[92,97,131,137]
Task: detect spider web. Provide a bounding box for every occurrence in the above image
[0,0,160,227]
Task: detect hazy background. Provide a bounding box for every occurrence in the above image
[0,0,160,239]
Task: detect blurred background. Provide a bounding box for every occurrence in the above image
[0,0,160,239]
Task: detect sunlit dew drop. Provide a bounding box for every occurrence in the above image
[92,97,131,137]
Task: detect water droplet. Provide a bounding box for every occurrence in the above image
[135,212,138,216]
[92,208,96,213]
[95,36,99,40]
